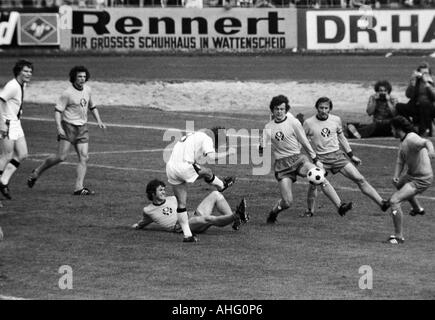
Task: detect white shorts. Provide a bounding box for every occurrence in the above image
[5,119,25,141]
[166,161,199,185]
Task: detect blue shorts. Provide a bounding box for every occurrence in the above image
[318,150,350,174]
[397,174,433,194]
[274,154,310,182]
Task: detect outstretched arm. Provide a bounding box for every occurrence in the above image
[132,211,154,230]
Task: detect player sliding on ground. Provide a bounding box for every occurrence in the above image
[261,95,353,224]
[385,116,434,244]
[132,179,248,235]
[302,97,390,217]
[166,127,236,242]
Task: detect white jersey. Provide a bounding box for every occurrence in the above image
[168,131,215,165]
[0,78,25,121]
[143,196,179,232]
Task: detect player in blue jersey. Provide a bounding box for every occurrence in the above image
[262,95,352,223]
[303,97,390,217]
[386,116,434,244]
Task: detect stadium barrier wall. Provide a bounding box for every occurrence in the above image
[0,8,60,47]
[299,9,435,50]
[1,7,434,52]
[58,8,298,52]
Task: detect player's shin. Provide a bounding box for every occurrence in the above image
[319,179,341,208]
[358,179,383,206]
[307,184,318,213]
[0,159,20,185]
[177,208,193,238]
[205,174,224,190]
[390,203,404,238]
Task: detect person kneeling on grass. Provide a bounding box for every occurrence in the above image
[385,116,434,244]
[132,179,249,238]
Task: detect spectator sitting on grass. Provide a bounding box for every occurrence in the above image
[346,80,398,139]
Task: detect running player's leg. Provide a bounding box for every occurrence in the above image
[0,138,15,178]
[299,161,343,211]
[195,165,225,190]
[31,139,71,179]
[306,183,318,216]
[74,142,89,192]
[389,182,418,240]
[340,163,384,207]
[189,191,236,233]
[172,182,194,239]
[0,136,27,185]
[267,177,293,223]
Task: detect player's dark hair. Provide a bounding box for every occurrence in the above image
[146,179,166,201]
[13,59,33,77]
[210,126,226,150]
[315,97,333,110]
[417,61,432,74]
[374,80,392,94]
[69,65,90,83]
[269,95,290,113]
[390,116,414,134]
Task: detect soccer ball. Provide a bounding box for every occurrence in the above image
[307,167,326,185]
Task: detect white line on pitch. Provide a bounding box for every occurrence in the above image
[26,157,435,201]
[29,148,166,158]
[22,117,401,150]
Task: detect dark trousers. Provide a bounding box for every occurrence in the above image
[396,101,435,136]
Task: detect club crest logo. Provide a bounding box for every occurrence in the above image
[80,98,87,108]
[321,128,331,138]
[22,17,55,42]
[162,207,173,216]
[275,131,284,141]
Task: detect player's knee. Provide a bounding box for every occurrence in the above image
[17,153,28,161]
[79,153,89,163]
[281,199,292,209]
[355,177,367,187]
[211,190,224,201]
[389,195,401,210]
[58,153,68,162]
[201,168,214,181]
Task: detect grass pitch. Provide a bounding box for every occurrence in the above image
[0,55,434,299]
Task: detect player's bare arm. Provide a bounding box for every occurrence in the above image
[337,131,361,165]
[294,122,322,168]
[90,107,106,129]
[133,209,154,230]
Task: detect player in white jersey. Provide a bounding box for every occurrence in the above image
[0,59,33,200]
[303,97,390,217]
[132,179,249,234]
[262,95,352,224]
[166,127,236,242]
[27,66,106,195]
[386,116,434,244]
[0,225,3,241]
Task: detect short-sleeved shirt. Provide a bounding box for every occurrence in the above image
[143,196,179,232]
[55,84,94,126]
[398,132,433,178]
[168,131,215,165]
[264,114,315,160]
[304,114,343,155]
[0,78,24,121]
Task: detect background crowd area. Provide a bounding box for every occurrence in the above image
[2,0,435,9]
